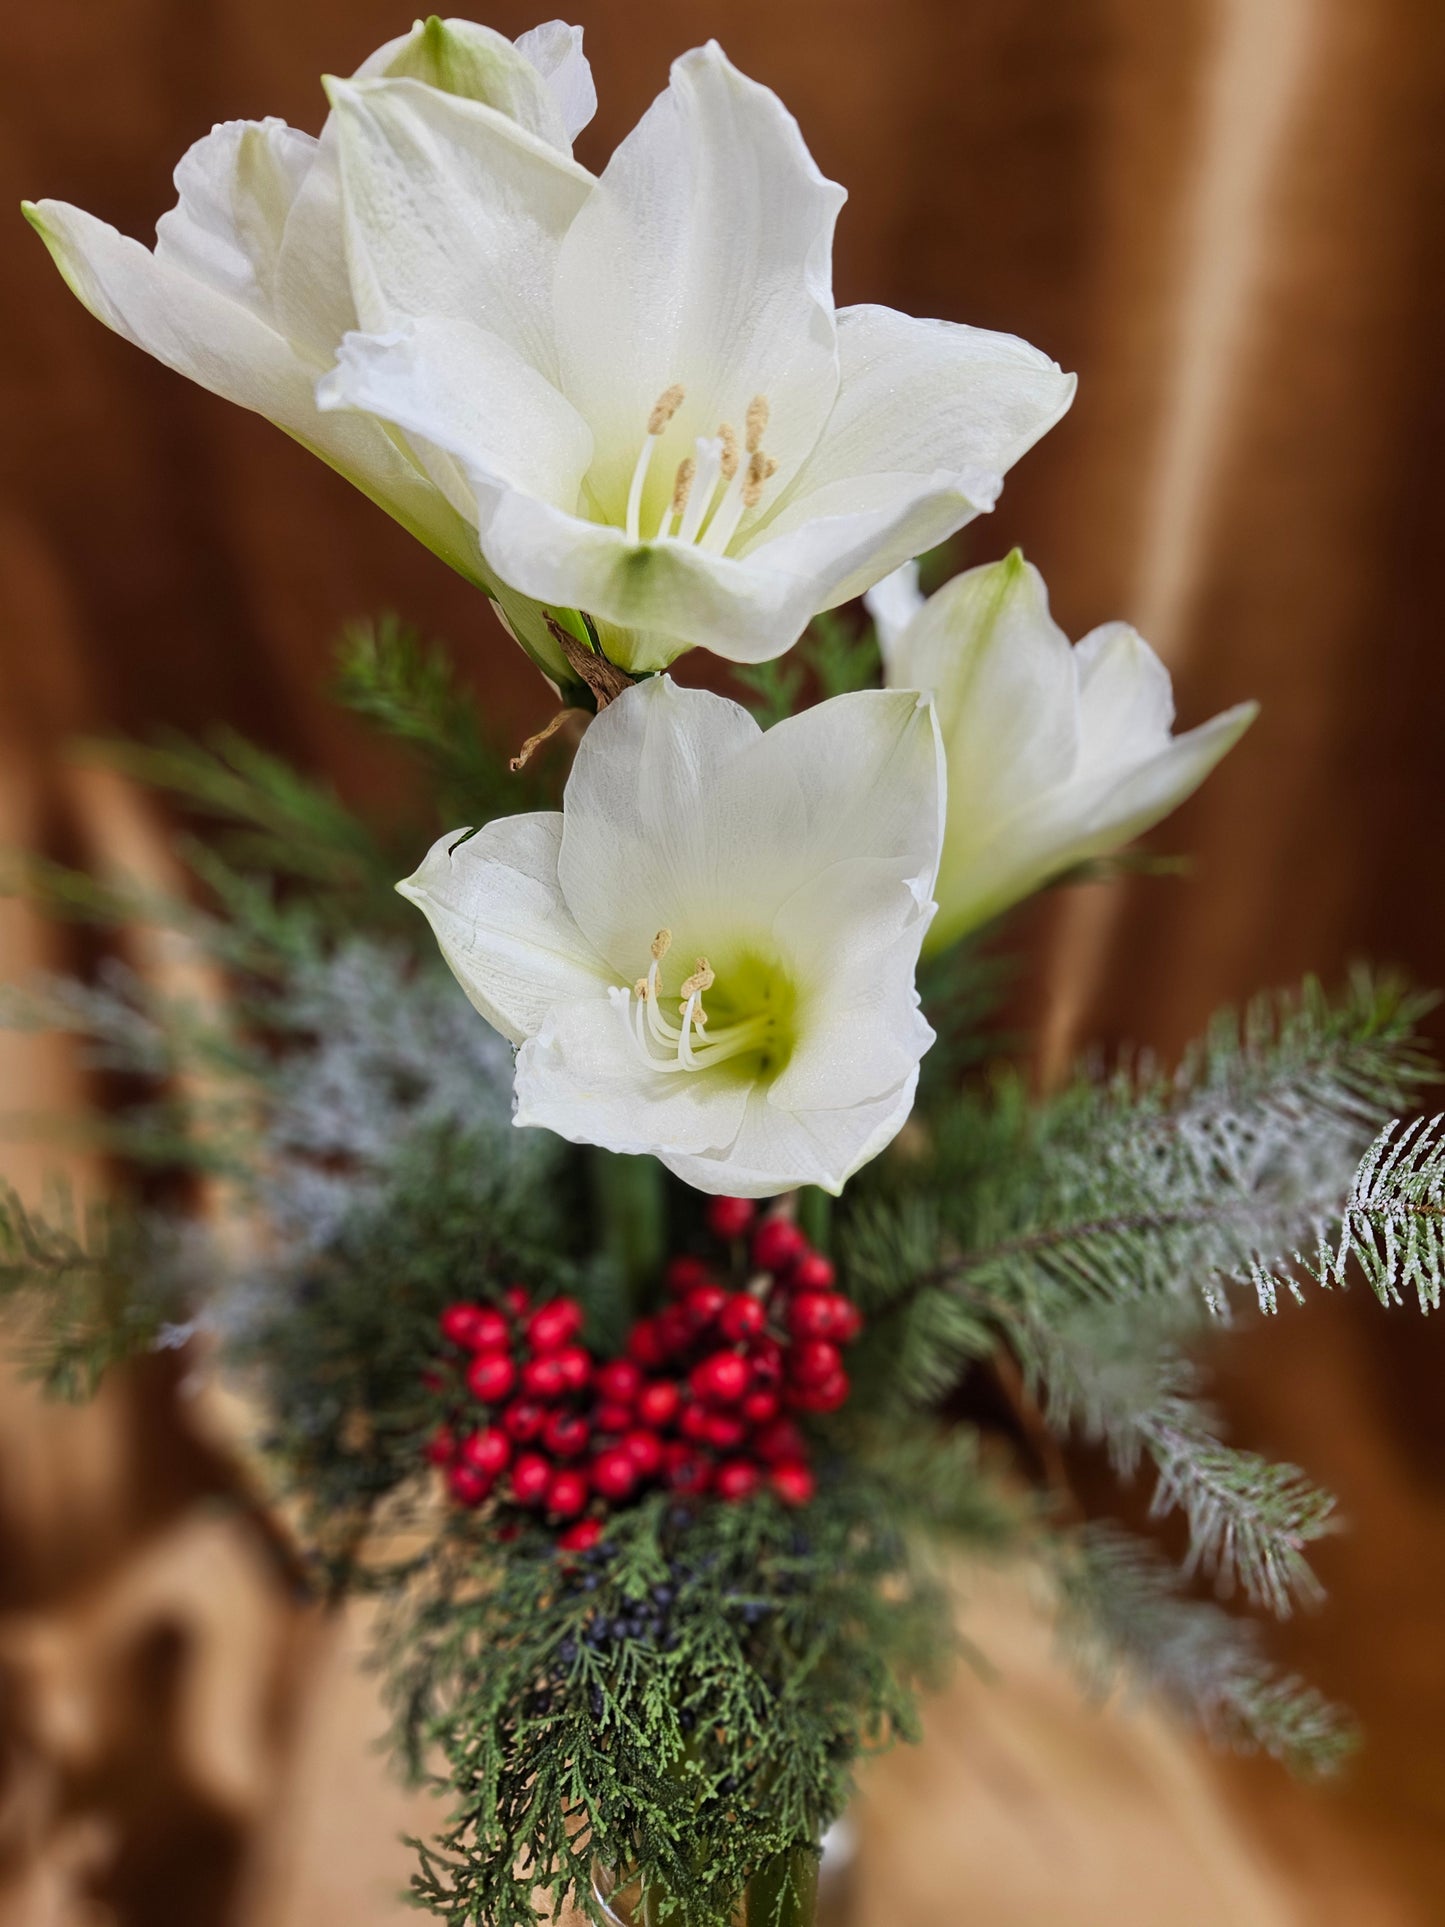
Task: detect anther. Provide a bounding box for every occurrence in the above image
[651,929,673,961]
[671,459,695,515]
[718,423,739,480]
[745,396,770,454]
[648,384,686,435]
[742,449,769,510]
[679,958,715,999]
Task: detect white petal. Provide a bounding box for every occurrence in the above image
[1073,621,1176,774]
[864,559,925,665]
[749,686,945,884]
[466,487,834,666]
[396,816,613,1047]
[324,75,592,375]
[155,118,316,321]
[1061,701,1260,854]
[26,197,488,577]
[553,41,844,526]
[514,994,750,1156]
[353,16,580,152]
[753,303,1076,604]
[661,1070,920,1198]
[514,21,598,142]
[319,317,592,514]
[555,676,764,971]
[768,858,935,1113]
[890,551,1081,828]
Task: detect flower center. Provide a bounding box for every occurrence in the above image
[622,386,780,552]
[618,927,792,1079]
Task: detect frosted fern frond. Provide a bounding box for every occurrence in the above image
[1294,1115,1445,1314]
[1058,1527,1355,1776]
[1017,1304,1336,1615]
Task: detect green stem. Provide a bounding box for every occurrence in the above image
[796,1187,832,1253]
[745,1847,819,1927]
[589,1148,667,1298]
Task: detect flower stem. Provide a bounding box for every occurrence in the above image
[588,1148,667,1298]
[797,1187,832,1252]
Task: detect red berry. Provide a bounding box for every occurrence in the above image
[789,1339,842,1388]
[510,1452,552,1506]
[752,1219,807,1274]
[691,1351,751,1405]
[716,1459,761,1503]
[503,1285,531,1320]
[741,1388,780,1426]
[685,1283,729,1331]
[439,1303,490,1348]
[461,1428,511,1476]
[591,1446,638,1501]
[503,1398,547,1442]
[707,1196,757,1241]
[595,1401,635,1435]
[664,1445,713,1495]
[832,1299,863,1344]
[522,1355,566,1400]
[547,1468,590,1517]
[467,1352,517,1404]
[556,1345,593,1393]
[636,1381,681,1429]
[425,1426,457,1467]
[790,1370,850,1414]
[705,1411,748,1452]
[622,1429,664,1478]
[558,1518,603,1554]
[596,1359,644,1406]
[420,1367,446,1393]
[749,1338,785,1387]
[791,1251,837,1292]
[527,1299,584,1354]
[627,1317,664,1367]
[665,1254,713,1296]
[447,1463,491,1506]
[473,1308,513,1352]
[754,1418,808,1465]
[656,1306,694,1356]
[680,1400,714,1442]
[770,1461,816,1507]
[786,1292,841,1340]
[542,1411,590,1459]
[719,1294,765,1343]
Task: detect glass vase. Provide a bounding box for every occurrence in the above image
[591,1845,822,1927]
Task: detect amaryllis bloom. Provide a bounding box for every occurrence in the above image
[868,552,1258,953]
[23,16,595,689]
[397,676,944,1196]
[314,38,1075,672]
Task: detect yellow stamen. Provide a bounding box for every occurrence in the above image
[718,423,739,480]
[671,458,695,515]
[648,384,686,435]
[679,957,715,998]
[745,396,770,454]
[742,448,769,509]
[651,928,673,961]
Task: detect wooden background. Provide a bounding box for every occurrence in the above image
[1,0,1443,1920]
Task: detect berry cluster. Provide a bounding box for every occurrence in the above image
[424,1199,861,1548]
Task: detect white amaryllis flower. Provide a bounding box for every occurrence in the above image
[867,552,1258,953]
[23,16,595,689]
[397,675,944,1196]
[315,38,1075,672]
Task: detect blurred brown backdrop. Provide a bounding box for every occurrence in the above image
[2,0,1443,1921]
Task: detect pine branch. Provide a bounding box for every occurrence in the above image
[1056,1526,1355,1776]
[335,614,556,826]
[1289,1114,1445,1313]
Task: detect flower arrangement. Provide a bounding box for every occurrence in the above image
[8,16,1443,1927]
